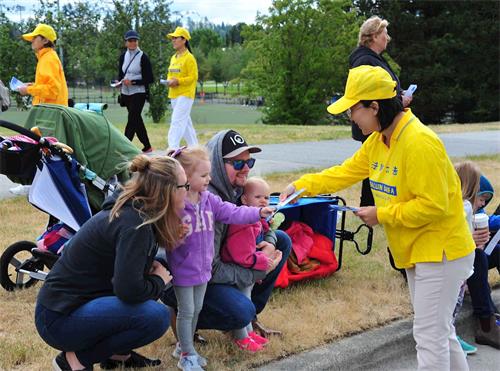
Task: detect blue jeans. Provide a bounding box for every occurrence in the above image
[35,297,169,367]
[162,229,291,331]
[467,247,499,318]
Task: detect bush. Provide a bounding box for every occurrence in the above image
[147,82,168,123]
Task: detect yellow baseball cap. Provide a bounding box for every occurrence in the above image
[327,65,397,115]
[22,23,57,42]
[167,27,191,41]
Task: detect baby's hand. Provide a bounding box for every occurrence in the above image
[257,241,275,256]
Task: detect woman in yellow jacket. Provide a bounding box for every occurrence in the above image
[281,66,475,371]
[166,27,198,150]
[19,24,68,106]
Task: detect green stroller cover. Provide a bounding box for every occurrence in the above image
[24,104,140,210]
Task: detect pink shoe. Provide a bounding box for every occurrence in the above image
[234,336,263,352]
[142,147,153,154]
[249,331,269,346]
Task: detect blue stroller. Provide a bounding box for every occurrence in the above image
[0,105,139,291]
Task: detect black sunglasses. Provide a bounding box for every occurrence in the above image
[224,158,256,170]
[176,181,190,191]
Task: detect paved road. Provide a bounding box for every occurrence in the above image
[258,290,500,370]
[1,130,499,199]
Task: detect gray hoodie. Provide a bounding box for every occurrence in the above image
[207,130,275,288]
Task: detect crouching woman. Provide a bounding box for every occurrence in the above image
[35,155,189,370]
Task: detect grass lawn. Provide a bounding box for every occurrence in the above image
[0,153,498,370]
[1,104,499,151]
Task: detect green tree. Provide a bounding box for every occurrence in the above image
[356,0,500,123]
[190,28,223,56]
[243,0,359,125]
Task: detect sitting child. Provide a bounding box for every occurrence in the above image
[221,177,278,351]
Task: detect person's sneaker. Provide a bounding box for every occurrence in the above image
[233,336,264,352]
[475,316,500,350]
[99,351,161,369]
[172,343,207,367]
[177,354,204,371]
[457,336,477,355]
[142,147,154,154]
[52,352,93,371]
[249,331,269,346]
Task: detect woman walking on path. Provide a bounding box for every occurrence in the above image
[281,65,475,371]
[19,23,68,106]
[349,15,412,207]
[166,27,198,150]
[118,30,154,153]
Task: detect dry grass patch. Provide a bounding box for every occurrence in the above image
[124,121,500,150]
[0,155,498,370]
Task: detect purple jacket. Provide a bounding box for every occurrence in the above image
[166,191,261,286]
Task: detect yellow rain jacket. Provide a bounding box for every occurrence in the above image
[167,51,198,99]
[27,48,68,106]
[294,109,475,269]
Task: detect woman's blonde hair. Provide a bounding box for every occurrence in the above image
[169,145,210,176]
[455,161,481,206]
[358,16,390,47]
[110,154,183,251]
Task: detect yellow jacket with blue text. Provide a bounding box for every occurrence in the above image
[293,109,475,269]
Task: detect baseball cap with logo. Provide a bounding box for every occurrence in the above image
[222,130,262,159]
[167,27,191,41]
[327,65,397,115]
[22,24,57,42]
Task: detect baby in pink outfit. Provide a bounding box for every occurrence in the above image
[222,177,276,351]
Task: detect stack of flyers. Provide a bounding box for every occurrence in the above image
[9,77,25,91]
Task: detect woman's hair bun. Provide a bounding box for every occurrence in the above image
[130,154,150,172]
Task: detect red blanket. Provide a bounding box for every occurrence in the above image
[275,222,338,288]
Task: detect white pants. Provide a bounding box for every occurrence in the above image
[168,96,198,149]
[406,252,474,371]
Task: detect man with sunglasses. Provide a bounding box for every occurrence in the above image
[162,130,291,341]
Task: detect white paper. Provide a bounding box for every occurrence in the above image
[110,80,122,88]
[266,188,305,221]
[28,161,91,231]
[10,76,25,91]
[404,84,417,98]
[484,229,500,255]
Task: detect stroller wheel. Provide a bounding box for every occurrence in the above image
[0,241,43,291]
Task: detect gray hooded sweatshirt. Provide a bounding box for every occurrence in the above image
[206,130,276,289]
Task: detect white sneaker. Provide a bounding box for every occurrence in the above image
[9,184,30,195]
[172,343,207,367]
[177,354,204,371]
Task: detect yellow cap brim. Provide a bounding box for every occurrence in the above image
[167,32,181,39]
[22,32,36,41]
[327,96,358,115]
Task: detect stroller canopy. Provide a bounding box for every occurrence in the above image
[24,104,140,209]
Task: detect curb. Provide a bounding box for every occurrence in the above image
[257,289,500,370]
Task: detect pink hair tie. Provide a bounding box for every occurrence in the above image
[170,145,187,158]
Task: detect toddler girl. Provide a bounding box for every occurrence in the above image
[167,147,274,370]
[453,161,482,355]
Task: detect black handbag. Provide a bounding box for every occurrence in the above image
[117,93,125,107]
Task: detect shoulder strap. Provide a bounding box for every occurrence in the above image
[123,51,141,76]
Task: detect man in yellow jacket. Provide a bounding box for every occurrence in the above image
[19,24,68,106]
[281,65,475,371]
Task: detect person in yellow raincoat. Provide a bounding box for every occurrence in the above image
[19,24,68,106]
[280,65,475,371]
